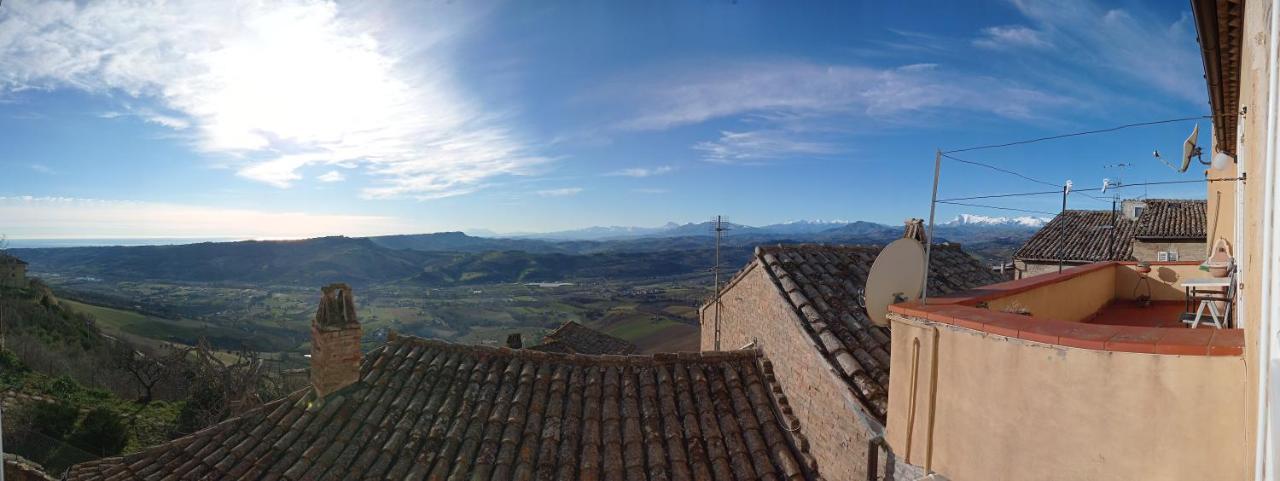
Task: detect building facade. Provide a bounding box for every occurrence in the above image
[0,253,28,289]
[700,242,1002,480]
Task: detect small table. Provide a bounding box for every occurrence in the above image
[1181,278,1232,328]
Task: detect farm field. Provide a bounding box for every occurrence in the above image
[43,275,708,358]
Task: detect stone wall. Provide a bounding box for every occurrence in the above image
[1131,240,1206,263]
[0,262,27,289]
[4,454,57,481]
[702,261,888,481]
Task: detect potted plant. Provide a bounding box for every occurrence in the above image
[1136,262,1152,274]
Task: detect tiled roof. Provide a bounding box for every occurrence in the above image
[528,321,638,355]
[1135,199,1207,239]
[0,253,26,265]
[1191,0,1242,155]
[1014,210,1136,263]
[750,243,1004,420]
[66,335,822,481]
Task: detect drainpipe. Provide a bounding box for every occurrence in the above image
[1256,2,1280,479]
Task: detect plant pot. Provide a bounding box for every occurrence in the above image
[1137,265,1152,274]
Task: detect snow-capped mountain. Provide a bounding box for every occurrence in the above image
[945,214,1048,228]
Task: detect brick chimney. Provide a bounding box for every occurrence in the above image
[903,218,928,244]
[310,283,362,397]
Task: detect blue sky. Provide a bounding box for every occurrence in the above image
[0,0,1213,239]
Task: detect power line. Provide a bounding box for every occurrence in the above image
[935,200,1059,216]
[938,189,1065,202]
[941,153,1061,188]
[943,115,1212,154]
[938,177,1242,202]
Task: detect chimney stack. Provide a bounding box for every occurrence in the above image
[903,218,928,244]
[310,283,362,397]
[506,333,523,349]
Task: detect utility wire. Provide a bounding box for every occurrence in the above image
[941,153,1061,188]
[935,201,1059,216]
[939,189,1068,202]
[938,177,1242,202]
[943,115,1212,154]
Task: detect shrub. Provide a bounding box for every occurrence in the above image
[70,407,129,456]
[29,401,79,439]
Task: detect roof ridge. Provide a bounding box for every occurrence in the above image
[387,334,757,365]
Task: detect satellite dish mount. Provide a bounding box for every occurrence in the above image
[1153,124,1205,172]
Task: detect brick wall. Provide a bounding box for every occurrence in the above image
[702,261,885,481]
[310,322,362,397]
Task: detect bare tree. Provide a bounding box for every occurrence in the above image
[110,342,189,404]
[189,338,280,417]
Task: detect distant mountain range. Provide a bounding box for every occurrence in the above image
[511,217,1025,241]
[9,215,1044,286]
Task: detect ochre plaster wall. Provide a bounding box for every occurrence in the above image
[984,264,1114,322]
[885,313,1248,481]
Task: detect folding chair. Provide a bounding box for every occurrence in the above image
[1183,269,1236,329]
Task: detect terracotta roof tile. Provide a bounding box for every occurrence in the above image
[750,243,1003,420]
[65,336,821,481]
[1014,210,1136,262]
[1134,199,1207,239]
[527,321,637,355]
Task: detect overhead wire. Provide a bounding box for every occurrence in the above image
[937,177,1242,203]
[940,153,1062,188]
[942,115,1212,154]
[932,114,1226,223]
[934,201,1058,216]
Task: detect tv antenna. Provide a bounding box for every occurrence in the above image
[1151,123,1206,172]
[710,215,731,350]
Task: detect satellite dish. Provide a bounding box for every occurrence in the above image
[863,238,927,327]
[1180,124,1201,172]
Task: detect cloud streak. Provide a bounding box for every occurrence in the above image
[694,130,842,163]
[608,166,674,177]
[1000,0,1203,104]
[0,0,542,199]
[973,25,1051,50]
[607,60,1072,132]
[536,187,583,197]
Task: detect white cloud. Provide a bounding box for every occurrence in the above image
[609,166,674,177]
[0,1,542,199]
[694,130,842,163]
[536,187,583,197]
[0,196,414,239]
[1004,0,1203,103]
[29,164,55,174]
[317,170,346,183]
[973,25,1051,49]
[609,61,1071,131]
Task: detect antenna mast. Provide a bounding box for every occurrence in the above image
[711,215,729,351]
